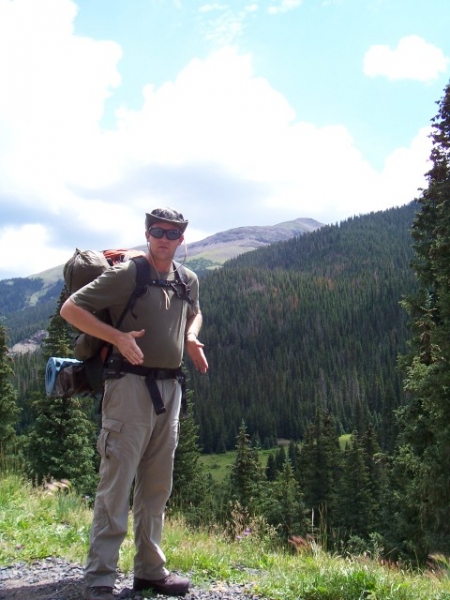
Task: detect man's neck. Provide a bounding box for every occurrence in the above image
[147,254,172,274]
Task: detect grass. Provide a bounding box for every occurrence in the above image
[200,448,279,483]
[200,437,353,483]
[2,472,450,600]
[199,451,243,483]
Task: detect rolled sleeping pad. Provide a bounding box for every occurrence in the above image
[45,357,82,396]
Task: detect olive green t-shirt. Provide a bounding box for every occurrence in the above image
[70,259,199,369]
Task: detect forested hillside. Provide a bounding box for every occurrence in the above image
[0,276,61,346]
[189,202,418,453]
[5,202,417,452]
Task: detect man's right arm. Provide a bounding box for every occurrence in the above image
[60,298,146,365]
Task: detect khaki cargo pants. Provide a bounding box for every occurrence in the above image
[85,373,181,588]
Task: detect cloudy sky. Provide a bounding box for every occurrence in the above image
[0,0,449,280]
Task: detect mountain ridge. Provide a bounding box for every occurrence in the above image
[30,217,323,279]
[1,216,324,347]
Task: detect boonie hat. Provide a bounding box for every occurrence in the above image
[145,208,189,233]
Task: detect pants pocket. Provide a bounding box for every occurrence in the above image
[97,418,124,459]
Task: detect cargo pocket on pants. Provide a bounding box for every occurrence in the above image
[97,418,124,459]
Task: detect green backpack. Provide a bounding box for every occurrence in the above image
[46,248,193,399]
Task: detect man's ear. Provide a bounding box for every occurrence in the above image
[178,234,184,246]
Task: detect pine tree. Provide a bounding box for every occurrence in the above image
[395,81,450,559]
[288,439,300,479]
[228,420,267,518]
[25,291,97,496]
[360,424,390,536]
[266,460,308,542]
[275,445,287,471]
[265,452,278,481]
[169,396,212,525]
[0,322,20,458]
[42,294,73,361]
[335,433,374,540]
[298,408,342,534]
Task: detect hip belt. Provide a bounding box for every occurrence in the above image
[103,355,186,416]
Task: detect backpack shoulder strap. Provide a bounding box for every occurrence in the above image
[114,256,151,327]
[140,259,194,306]
[90,257,150,381]
[173,261,187,281]
[133,255,152,292]
[171,262,194,306]
[118,257,194,319]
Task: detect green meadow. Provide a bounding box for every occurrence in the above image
[2,472,450,600]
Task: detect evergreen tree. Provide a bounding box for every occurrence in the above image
[360,424,390,536]
[298,408,342,534]
[25,291,97,496]
[395,81,450,559]
[40,288,73,362]
[266,460,308,542]
[228,421,266,518]
[26,394,97,495]
[0,322,20,458]
[169,397,213,525]
[275,445,287,471]
[265,452,278,481]
[335,433,374,541]
[13,349,43,432]
[288,439,300,479]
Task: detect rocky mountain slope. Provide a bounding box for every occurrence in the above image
[175,217,324,267]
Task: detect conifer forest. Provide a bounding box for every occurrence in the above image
[1,81,450,565]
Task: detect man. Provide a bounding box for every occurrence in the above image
[60,208,208,600]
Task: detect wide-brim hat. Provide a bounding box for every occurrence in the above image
[145,208,189,233]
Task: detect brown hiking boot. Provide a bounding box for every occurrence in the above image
[134,573,190,596]
[84,586,115,600]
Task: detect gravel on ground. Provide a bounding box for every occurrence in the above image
[0,558,261,600]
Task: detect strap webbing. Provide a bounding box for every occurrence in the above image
[104,356,187,416]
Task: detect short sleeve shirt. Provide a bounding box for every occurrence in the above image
[70,259,199,369]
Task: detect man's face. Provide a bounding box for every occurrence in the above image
[146,221,184,262]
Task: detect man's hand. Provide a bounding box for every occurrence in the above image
[116,330,146,365]
[186,337,209,373]
[61,298,146,365]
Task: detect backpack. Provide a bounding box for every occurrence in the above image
[46,248,193,399]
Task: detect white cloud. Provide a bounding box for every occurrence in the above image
[0,0,122,196]
[0,3,433,280]
[197,2,258,45]
[198,3,228,13]
[112,47,430,224]
[268,0,302,15]
[115,48,296,171]
[363,35,448,82]
[0,224,72,278]
[378,126,431,208]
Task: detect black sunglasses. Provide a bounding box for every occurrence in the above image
[148,227,182,240]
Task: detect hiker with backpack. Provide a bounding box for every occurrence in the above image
[60,208,208,600]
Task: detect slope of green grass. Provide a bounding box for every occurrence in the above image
[2,472,450,600]
[200,438,352,483]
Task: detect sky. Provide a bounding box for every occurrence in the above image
[0,0,449,280]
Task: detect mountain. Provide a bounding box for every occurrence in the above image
[1,216,323,346]
[174,217,324,269]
